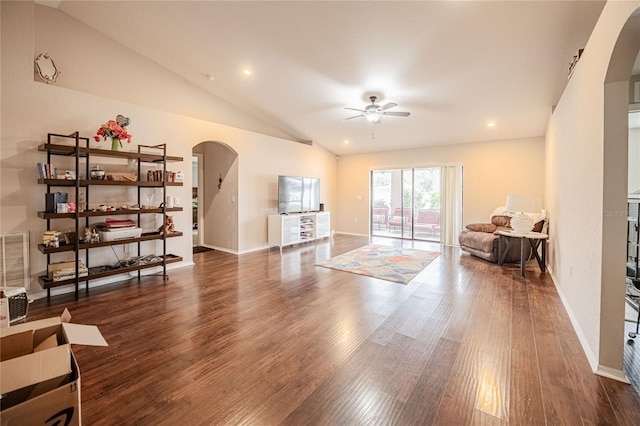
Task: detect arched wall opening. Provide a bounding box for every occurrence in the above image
[192,141,239,253]
[600,7,640,379]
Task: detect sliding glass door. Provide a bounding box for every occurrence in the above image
[371,166,461,243]
[413,168,441,241]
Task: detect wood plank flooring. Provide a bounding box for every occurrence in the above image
[27,235,640,425]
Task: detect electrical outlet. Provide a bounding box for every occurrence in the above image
[354,217,358,223]
[569,264,572,277]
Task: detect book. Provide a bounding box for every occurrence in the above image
[102,218,137,229]
[37,163,46,179]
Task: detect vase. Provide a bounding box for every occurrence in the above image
[110,137,122,151]
[509,212,535,234]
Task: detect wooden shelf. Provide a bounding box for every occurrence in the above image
[37,178,183,187]
[38,231,183,254]
[38,142,183,162]
[38,132,184,300]
[38,254,183,289]
[38,207,183,219]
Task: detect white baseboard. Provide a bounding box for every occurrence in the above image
[548,266,630,384]
[30,260,194,300]
[595,365,631,384]
[547,266,600,374]
[202,245,239,255]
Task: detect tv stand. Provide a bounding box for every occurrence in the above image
[268,212,330,252]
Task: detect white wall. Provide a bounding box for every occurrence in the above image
[336,137,545,235]
[0,1,337,297]
[545,1,640,380]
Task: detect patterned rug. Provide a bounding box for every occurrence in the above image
[316,244,439,284]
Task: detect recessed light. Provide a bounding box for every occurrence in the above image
[487,122,496,127]
[207,74,215,81]
[242,68,252,76]
[344,139,349,144]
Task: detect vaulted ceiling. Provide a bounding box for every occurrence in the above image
[45,1,611,155]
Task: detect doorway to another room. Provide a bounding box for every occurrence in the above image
[191,141,239,255]
[625,69,640,384]
[192,154,203,250]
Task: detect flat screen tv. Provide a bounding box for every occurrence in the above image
[278,175,320,214]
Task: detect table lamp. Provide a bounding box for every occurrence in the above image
[505,195,538,234]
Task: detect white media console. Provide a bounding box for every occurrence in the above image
[268,212,330,251]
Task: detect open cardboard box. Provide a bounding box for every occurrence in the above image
[0,309,107,425]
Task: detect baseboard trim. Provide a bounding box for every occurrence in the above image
[595,365,631,384]
[547,265,631,384]
[547,265,600,373]
[203,245,239,255]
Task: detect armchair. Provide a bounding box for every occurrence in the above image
[459,212,546,263]
[388,208,412,231]
[414,209,440,235]
[372,207,389,230]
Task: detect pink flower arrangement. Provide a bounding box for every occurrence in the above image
[94,120,132,146]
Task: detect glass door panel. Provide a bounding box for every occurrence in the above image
[371,167,443,242]
[386,169,406,237]
[371,170,392,237]
[402,169,413,238]
[413,168,441,242]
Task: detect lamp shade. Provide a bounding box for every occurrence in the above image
[505,195,538,214]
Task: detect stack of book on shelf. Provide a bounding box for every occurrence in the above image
[37,163,53,179]
[48,260,89,282]
[96,218,142,241]
[147,170,181,182]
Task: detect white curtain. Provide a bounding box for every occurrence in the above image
[440,165,463,245]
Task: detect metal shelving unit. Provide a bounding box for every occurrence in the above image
[38,132,184,300]
[626,196,640,338]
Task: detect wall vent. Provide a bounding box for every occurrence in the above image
[0,232,30,290]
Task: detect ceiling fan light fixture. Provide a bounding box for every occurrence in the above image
[364,110,381,123]
[344,95,409,123]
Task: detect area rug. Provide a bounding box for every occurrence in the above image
[316,244,439,284]
[193,246,214,254]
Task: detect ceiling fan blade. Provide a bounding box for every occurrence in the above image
[344,107,364,112]
[380,102,397,111]
[344,114,364,120]
[383,111,410,117]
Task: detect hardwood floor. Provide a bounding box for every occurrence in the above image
[27,234,640,425]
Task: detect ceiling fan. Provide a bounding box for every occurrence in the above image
[344,95,410,123]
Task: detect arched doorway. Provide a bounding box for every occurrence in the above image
[601,7,640,381]
[192,141,239,254]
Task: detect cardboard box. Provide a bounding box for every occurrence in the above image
[0,297,9,328]
[0,309,107,425]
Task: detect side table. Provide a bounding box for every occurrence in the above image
[497,230,548,277]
